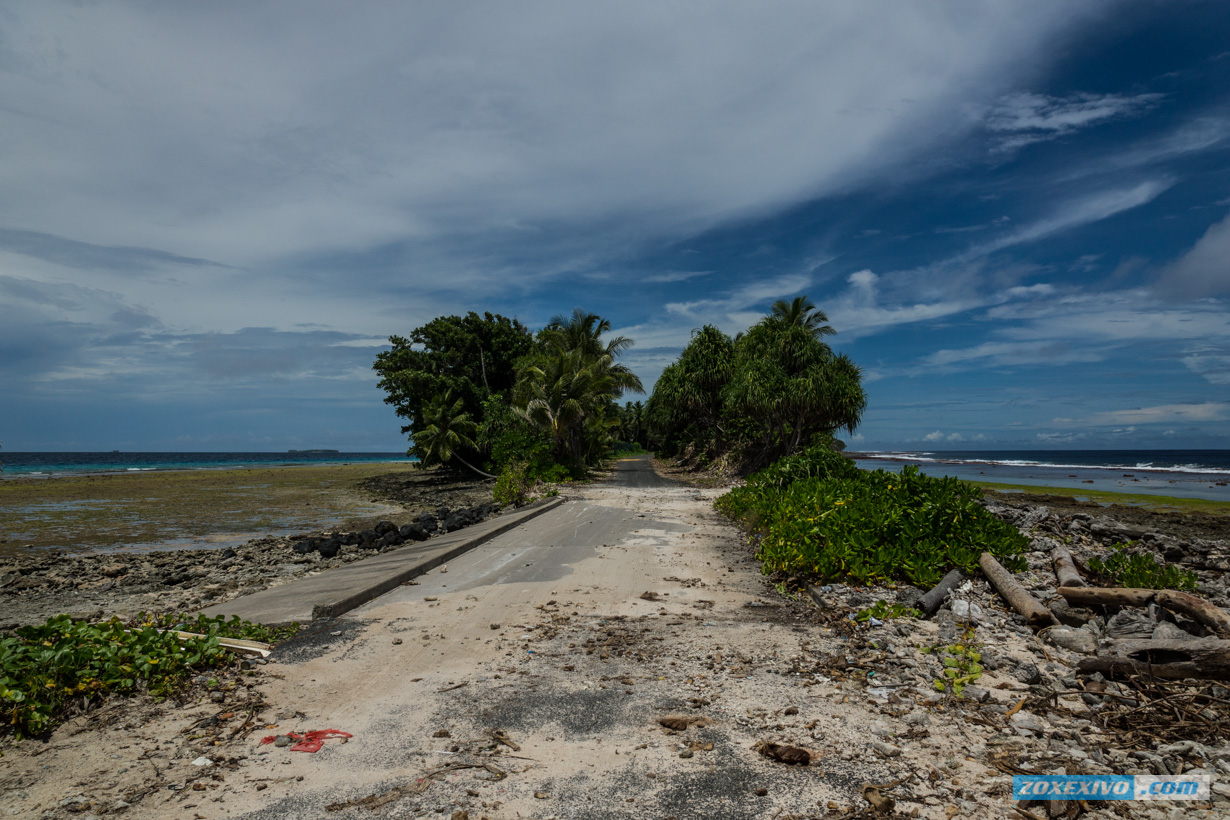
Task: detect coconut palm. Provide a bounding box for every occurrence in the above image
[770,296,836,340]
[414,391,496,479]
[515,309,644,465]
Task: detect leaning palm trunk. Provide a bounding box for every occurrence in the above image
[452,454,497,480]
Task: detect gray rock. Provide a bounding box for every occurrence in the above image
[1043,626,1097,655]
[1152,621,1197,641]
[1009,711,1046,735]
[1012,660,1043,685]
[962,685,991,703]
[871,740,902,757]
[1106,609,1155,640]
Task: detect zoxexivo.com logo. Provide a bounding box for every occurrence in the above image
[1013,775,1211,801]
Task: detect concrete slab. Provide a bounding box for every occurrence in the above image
[196,496,565,625]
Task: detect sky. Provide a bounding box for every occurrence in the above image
[1,1,1229,453]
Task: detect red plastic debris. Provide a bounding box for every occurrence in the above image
[259,729,352,753]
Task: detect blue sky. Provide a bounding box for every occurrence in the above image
[1,1,1228,452]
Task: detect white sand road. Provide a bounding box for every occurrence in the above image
[3,458,1045,820]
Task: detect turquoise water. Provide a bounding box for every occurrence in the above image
[0,451,416,478]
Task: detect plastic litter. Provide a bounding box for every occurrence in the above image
[191,756,213,767]
[260,729,353,753]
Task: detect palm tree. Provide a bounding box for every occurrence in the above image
[515,309,645,464]
[414,391,496,479]
[770,296,836,339]
[543,308,634,360]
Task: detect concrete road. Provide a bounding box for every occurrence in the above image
[607,453,679,488]
[105,462,920,820]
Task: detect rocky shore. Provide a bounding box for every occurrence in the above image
[0,470,500,629]
[3,477,1230,818]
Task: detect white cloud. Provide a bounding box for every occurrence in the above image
[920,341,1104,370]
[0,2,1115,293]
[1160,212,1230,298]
[964,180,1173,258]
[1088,402,1230,425]
[1182,346,1230,385]
[986,91,1164,153]
[923,430,945,442]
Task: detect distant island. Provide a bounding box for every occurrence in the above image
[287,449,340,454]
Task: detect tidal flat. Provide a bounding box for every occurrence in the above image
[0,462,489,557]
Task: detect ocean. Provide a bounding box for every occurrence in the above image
[0,451,415,478]
[850,449,1230,503]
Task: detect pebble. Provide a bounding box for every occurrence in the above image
[871,741,902,758]
[1008,712,1046,735]
[1042,626,1097,655]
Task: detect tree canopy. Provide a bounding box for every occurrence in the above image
[374,308,642,479]
[647,296,866,469]
[372,311,534,451]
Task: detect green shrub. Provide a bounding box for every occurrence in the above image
[717,464,1027,588]
[0,612,294,738]
[493,462,531,507]
[715,442,860,522]
[1088,543,1198,590]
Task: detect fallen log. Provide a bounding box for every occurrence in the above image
[1056,587,1153,607]
[1076,638,1230,681]
[1157,590,1230,639]
[916,569,965,618]
[979,552,1056,629]
[1050,547,1085,588]
[1056,587,1230,638]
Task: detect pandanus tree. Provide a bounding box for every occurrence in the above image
[647,295,866,468]
[725,312,865,468]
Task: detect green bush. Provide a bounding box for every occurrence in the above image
[1,612,294,738]
[717,463,1027,588]
[493,462,532,507]
[715,442,860,522]
[1088,543,1198,590]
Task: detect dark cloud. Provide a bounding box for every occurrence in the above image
[0,228,231,273]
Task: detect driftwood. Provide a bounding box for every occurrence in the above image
[979,552,1056,629]
[916,569,965,618]
[1050,547,1085,588]
[1056,587,1230,638]
[1076,638,1230,681]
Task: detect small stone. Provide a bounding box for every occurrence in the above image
[490,623,501,630]
[1012,661,1042,685]
[255,783,267,791]
[210,691,225,703]
[755,788,769,797]
[392,638,403,645]
[1042,626,1097,655]
[273,735,294,748]
[1009,711,1046,735]
[872,741,902,758]
[679,750,694,759]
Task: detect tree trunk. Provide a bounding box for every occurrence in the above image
[1076,639,1230,680]
[452,454,497,480]
[979,552,1057,629]
[1056,587,1230,638]
[1051,547,1085,588]
[916,569,966,618]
